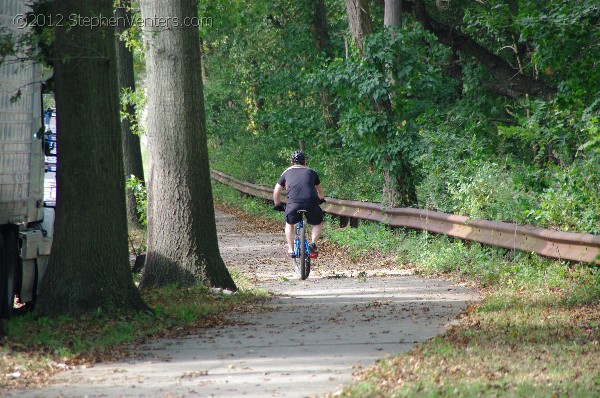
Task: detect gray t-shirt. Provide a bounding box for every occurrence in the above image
[277,166,321,203]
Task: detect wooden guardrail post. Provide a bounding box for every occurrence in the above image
[339,216,349,228]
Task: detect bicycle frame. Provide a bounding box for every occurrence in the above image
[293,211,312,280]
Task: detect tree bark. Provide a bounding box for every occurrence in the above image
[309,0,339,132]
[344,0,373,54]
[346,0,418,207]
[384,0,402,28]
[383,0,402,87]
[115,1,145,229]
[139,0,236,291]
[310,0,334,59]
[37,0,147,317]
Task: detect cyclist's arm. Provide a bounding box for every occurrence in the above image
[273,183,284,205]
[316,184,325,201]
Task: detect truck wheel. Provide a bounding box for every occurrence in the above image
[0,228,17,320]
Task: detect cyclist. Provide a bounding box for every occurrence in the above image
[273,150,325,258]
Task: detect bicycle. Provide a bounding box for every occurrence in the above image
[273,205,316,280]
[291,210,314,280]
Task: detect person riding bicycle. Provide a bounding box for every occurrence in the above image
[273,150,325,258]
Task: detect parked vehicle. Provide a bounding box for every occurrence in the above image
[0,0,55,333]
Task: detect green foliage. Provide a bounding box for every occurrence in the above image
[325,221,398,259]
[528,160,600,234]
[311,26,453,203]
[125,176,147,226]
[211,182,281,222]
[119,86,146,136]
[202,0,599,233]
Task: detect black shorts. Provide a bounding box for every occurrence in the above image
[285,202,324,225]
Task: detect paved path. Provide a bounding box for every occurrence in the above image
[11,209,479,398]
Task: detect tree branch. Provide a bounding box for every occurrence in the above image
[408,0,556,99]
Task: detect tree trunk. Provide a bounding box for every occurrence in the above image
[345,0,418,208]
[394,159,418,207]
[382,169,399,209]
[384,0,402,28]
[383,0,402,89]
[36,0,147,317]
[344,0,372,54]
[139,0,236,291]
[310,0,340,132]
[115,1,145,229]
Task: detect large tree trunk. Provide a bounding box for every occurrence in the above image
[344,0,372,54]
[115,1,145,229]
[311,0,334,58]
[310,0,339,132]
[36,0,147,317]
[345,0,418,208]
[384,0,402,28]
[139,0,236,291]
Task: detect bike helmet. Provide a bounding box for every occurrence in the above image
[290,150,306,165]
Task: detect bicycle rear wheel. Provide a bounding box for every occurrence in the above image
[291,222,310,280]
[299,223,310,280]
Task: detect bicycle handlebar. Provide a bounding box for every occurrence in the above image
[273,199,326,212]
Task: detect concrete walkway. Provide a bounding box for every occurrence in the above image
[11,209,479,398]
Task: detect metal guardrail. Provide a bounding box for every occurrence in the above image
[211,170,600,264]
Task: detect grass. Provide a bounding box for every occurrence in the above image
[213,182,600,397]
[325,223,600,397]
[0,277,268,390]
[336,287,599,397]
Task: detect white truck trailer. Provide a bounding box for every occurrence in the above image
[1,0,54,332]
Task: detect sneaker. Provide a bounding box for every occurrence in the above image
[286,251,297,258]
[308,243,318,258]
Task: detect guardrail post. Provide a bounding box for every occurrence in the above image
[339,216,349,228]
[350,218,359,228]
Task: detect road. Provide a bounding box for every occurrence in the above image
[11,208,479,398]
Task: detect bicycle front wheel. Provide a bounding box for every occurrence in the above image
[299,225,310,280]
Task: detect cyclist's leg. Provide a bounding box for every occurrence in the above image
[285,222,295,253]
[306,203,325,245]
[311,222,323,244]
[284,203,302,254]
